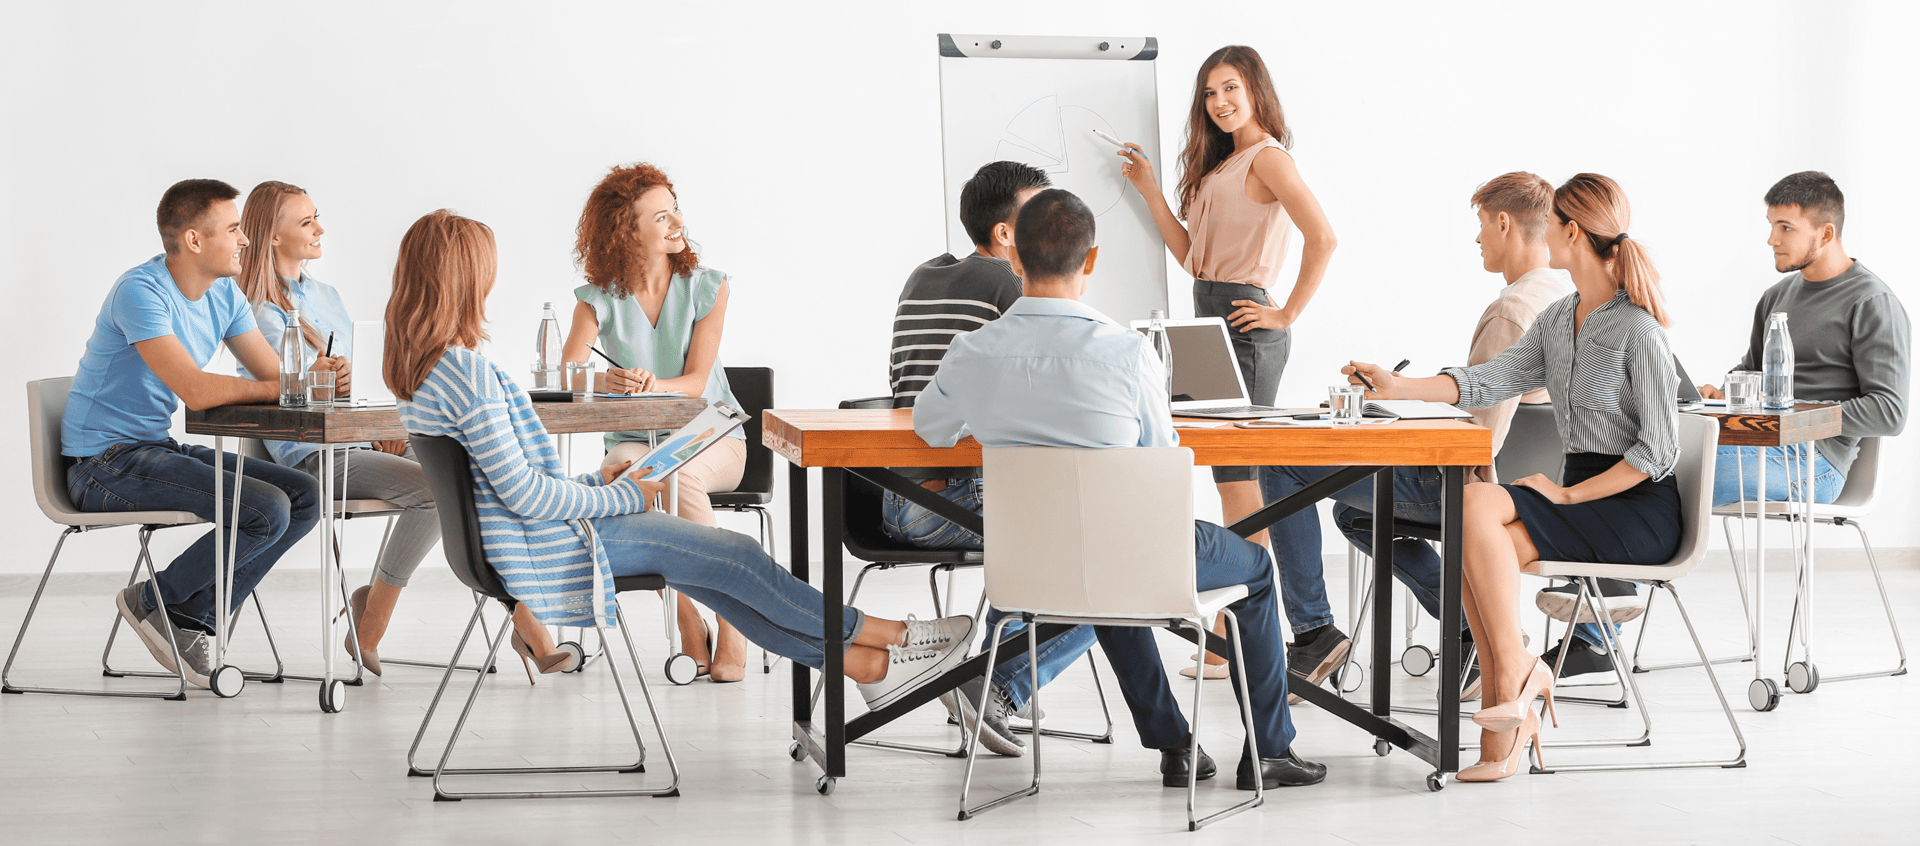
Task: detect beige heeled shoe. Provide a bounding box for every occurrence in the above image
[342,585,382,676]
[1473,659,1558,733]
[1458,710,1543,782]
[510,631,581,684]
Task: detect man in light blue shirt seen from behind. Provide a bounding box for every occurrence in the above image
[913,188,1325,791]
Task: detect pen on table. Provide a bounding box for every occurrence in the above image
[324,332,335,358]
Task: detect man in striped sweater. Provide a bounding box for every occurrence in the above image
[883,161,1100,758]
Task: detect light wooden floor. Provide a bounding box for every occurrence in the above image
[2,558,1913,845]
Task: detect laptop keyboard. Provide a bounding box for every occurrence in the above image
[1182,405,1284,415]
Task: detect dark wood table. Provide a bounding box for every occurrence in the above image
[765,408,1491,794]
[1684,403,1842,712]
[183,397,707,711]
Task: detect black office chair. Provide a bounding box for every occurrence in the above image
[823,397,1113,755]
[404,434,680,801]
[711,366,779,674]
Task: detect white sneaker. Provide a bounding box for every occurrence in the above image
[859,615,974,711]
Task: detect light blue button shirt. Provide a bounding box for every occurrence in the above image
[913,296,1177,450]
[237,274,370,466]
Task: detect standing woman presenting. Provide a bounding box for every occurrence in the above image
[562,163,751,682]
[1117,45,1337,675]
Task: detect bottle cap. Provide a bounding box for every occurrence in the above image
[543,302,555,309]
[1149,309,1167,319]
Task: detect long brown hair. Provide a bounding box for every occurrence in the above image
[574,163,700,298]
[1553,173,1671,327]
[384,210,496,400]
[237,181,326,350]
[1177,45,1292,220]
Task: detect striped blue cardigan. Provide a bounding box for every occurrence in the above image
[398,346,645,626]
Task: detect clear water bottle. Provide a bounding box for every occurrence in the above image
[533,302,563,390]
[1147,308,1174,403]
[279,310,307,408]
[1762,311,1794,410]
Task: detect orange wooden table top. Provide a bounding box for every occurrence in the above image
[763,408,1493,469]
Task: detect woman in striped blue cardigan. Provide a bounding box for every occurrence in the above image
[382,209,972,711]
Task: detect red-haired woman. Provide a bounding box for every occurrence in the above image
[1349,174,1681,781]
[1117,45,1338,678]
[561,164,750,681]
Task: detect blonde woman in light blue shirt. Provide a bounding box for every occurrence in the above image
[562,163,749,682]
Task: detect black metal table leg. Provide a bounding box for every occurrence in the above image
[1371,469,1396,718]
[788,463,812,729]
[1438,465,1465,776]
[821,468,847,779]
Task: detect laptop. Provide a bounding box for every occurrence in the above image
[1674,356,1703,408]
[347,320,397,407]
[1129,317,1300,419]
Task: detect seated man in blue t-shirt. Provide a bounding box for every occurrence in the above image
[63,179,320,689]
[912,188,1326,791]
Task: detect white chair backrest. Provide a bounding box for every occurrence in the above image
[1830,437,1879,511]
[1664,414,1722,578]
[26,377,84,523]
[982,446,1200,619]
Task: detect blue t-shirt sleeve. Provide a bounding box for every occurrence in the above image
[110,276,179,345]
[691,269,727,322]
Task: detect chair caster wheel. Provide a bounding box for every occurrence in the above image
[1401,645,1435,677]
[319,678,347,713]
[557,641,587,673]
[664,653,700,685]
[1335,661,1364,693]
[1374,738,1392,757]
[1427,772,1447,792]
[209,665,246,699]
[1786,662,1819,694]
[1747,677,1780,712]
[815,775,836,795]
[788,742,806,762]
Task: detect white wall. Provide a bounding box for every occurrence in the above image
[3,0,1914,575]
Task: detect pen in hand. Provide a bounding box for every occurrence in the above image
[1392,359,1410,374]
[324,332,335,358]
[1350,362,1378,393]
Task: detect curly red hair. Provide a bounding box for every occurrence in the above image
[574,163,700,297]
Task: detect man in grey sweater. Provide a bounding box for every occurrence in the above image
[1700,171,1910,505]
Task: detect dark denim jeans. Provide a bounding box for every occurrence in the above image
[1261,464,1457,634]
[67,438,320,631]
[1088,520,1295,756]
[882,478,1100,709]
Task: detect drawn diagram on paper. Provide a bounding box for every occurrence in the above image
[993,95,1127,218]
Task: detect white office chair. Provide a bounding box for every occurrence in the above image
[1637,437,1905,698]
[958,447,1262,831]
[1518,414,1747,774]
[3,377,204,700]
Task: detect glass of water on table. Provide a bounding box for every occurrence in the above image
[1328,385,1366,424]
[305,370,337,408]
[1724,370,1762,412]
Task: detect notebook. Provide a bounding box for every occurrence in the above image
[1128,316,1291,419]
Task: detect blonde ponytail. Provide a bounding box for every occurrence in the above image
[1552,173,1672,327]
[1612,237,1670,327]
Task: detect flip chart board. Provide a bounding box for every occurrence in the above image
[937,34,1167,322]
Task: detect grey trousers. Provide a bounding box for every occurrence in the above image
[1194,279,1292,483]
[295,446,440,587]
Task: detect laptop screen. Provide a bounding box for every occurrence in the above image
[1133,323,1246,404]
[349,320,397,406]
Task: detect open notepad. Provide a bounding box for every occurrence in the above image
[1355,400,1474,420]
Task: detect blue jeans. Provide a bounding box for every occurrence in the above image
[1260,464,1452,635]
[882,479,1100,709]
[1713,446,1843,507]
[594,510,864,671]
[66,438,319,631]
[1089,521,1295,755]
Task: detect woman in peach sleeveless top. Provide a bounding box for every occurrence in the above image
[1118,44,1337,676]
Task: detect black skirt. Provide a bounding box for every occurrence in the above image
[1505,453,1681,565]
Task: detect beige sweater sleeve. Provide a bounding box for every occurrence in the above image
[1466,311,1529,484]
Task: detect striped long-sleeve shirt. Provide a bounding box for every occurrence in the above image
[1443,289,1680,480]
[398,346,646,626]
[889,253,1023,407]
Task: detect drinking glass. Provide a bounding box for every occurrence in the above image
[1724,371,1762,412]
[306,370,337,408]
[1328,385,1366,424]
[566,361,598,400]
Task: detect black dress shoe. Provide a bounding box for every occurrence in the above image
[1159,742,1216,787]
[1236,750,1327,789]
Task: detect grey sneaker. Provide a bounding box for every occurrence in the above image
[858,616,975,711]
[174,630,216,690]
[1010,698,1046,727]
[116,583,182,677]
[954,679,1025,757]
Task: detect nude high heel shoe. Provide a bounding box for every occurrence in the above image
[510,631,581,684]
[1457,710,1543,782]
[1472,659,1558,733]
